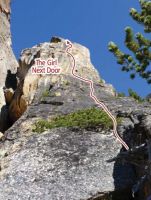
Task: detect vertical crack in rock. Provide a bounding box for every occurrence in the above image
[0,0,18,132]
[5,69,17,90]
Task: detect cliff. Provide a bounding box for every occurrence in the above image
[0,0,18,131]
[0,1,151,200]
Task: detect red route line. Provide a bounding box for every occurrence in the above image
[65,40,129,151]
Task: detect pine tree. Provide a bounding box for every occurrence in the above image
[108,0,151,83]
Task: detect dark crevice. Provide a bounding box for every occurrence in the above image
[40,100,64,105]
[5,70,17,90]
[0,70,18,133]
[0,105,9,132]
[50,36,62,43]
[87,188,136,200]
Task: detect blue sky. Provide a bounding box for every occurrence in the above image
[11,0,150,97]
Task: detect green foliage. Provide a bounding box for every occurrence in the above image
[63,80,70,86]
[118,92,126,97]
[32,108,114,133]
[130,0,151,33]
[128,88,144,102]
[99,79,104,84]
[108,0,151,84]
[117,89,145,102]
[42,90,50,97]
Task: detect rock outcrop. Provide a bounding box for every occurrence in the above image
[0,0,18,131]
[0,2,151,200]
[8,37,115,124]
[0,36,150,200]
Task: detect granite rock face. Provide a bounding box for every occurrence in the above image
[0,2,151,200]
[1,34,151,199]
[0,79,129,200]
[0,0,18,131]
[1,70,151,199]
[0,128,135,200]
[0,0,18,90]
[8,37,116,124]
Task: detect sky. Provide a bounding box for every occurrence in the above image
[11,0,151,97]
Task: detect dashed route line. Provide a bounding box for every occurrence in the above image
[65,40,129,151]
